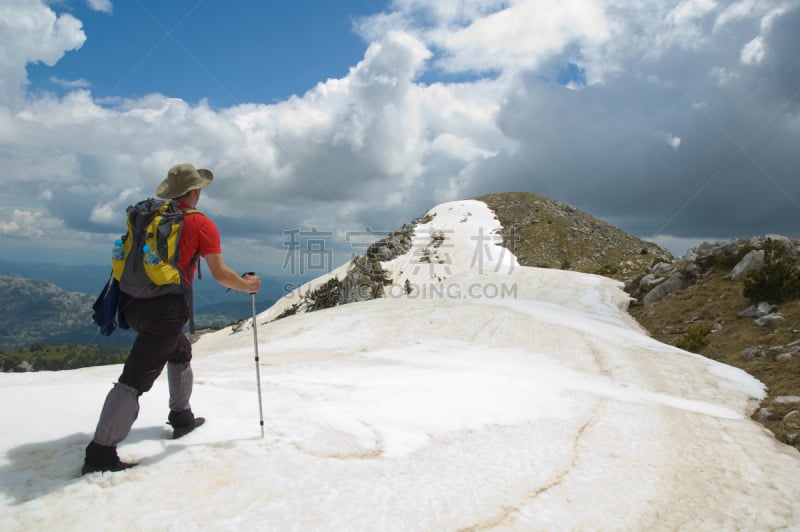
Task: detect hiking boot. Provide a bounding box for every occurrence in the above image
[81,460,137,475]
[167,409,205,439]
[82,441,137,475]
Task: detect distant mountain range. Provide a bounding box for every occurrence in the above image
[0,261,290,350]
[0,274,134,350]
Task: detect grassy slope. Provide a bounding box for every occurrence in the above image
[628,269,800,449]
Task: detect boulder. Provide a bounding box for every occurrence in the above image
[738,302,778,318]
[755,313,785,327]
[642,271,686,310]
[741,346,765,361]
[729,250,764,281]
[784,410,800,431]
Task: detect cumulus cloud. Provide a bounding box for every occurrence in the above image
[435,0,609,75]
[0,1,85,106]
[0,208,61,239]
[0,0,798,268]
[740,37,765,65]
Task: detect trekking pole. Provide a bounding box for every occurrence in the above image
[244,272,265,439]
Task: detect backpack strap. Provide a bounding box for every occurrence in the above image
[178,208,205,282]
[178,207,205,335]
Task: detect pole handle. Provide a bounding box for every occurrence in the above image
[242,271,256,295]
[226,271,257,294]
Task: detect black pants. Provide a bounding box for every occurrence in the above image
[118,292,191,394]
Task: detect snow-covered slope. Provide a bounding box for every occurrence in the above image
[259,200,515,322]
[2,200,800,530]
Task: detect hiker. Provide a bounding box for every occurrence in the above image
[82,163,261,475]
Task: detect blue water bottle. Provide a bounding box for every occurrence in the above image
[112,239,125,260]
[143,245,160,265]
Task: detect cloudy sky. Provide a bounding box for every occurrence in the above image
[1,0,798,276]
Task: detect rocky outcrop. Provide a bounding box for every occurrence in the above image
[339,219,424,305]
[627,235,800,312]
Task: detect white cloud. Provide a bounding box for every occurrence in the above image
[391,0,508,26]
[710,66,741,86]
[440,0,609,74]
[430,133,495,161]
[717,0,793,28]
[715,0,762,28]
[0,208,61,239]
[86,0,112,14]
[0,1,85,106]
[89,187,141,224]
[719,2,795,67]
[48,76,91,89]
[666,133,682,150]
[740,36,765,64]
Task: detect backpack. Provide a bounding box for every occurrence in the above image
[112,198,204,300]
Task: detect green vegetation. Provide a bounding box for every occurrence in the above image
[675,325,712,352]
[274,276,343,320]
[743,238,800,304]
[308,277,342,311]
[0,343,128,372]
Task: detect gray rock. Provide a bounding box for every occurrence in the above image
[766,234,799,257]
[773,396,800,405]
[729,250,764,281]
[738,302,779,318]
[651,262,673,276]
[755,313,785,327]
[741,346,765,360]
[755,407,773,421]
[638,273,663,290]
[784,410,800,430]
[756,407,781,421]
[643,271,686,310]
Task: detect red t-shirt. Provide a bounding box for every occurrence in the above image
[178,201,222,284]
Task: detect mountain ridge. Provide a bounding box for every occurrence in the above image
[3,192,799,455]
[256,191,800,453]
[477,191,673,282]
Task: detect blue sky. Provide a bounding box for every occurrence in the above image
[27,1,389,107]
[1,0,799,276]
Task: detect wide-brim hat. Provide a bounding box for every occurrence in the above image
[156,163,214,199]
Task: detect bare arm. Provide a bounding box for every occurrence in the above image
[204,253,261,294]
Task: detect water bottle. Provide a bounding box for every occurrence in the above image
[112,239,125,260]
[143,245,160,265]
